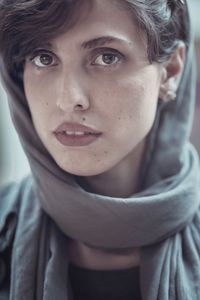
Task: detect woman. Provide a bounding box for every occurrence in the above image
[0,0,199,299]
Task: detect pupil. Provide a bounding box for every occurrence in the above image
[40,54,52,65]
[103,54,115,64]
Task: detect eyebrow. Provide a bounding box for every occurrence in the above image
[81,36,127,49]
[38,36,128,53]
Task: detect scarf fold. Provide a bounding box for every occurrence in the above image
[1,0,200,299]
[1,170,199,300]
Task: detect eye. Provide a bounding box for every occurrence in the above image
[94,54,119,65]
[30,51,57,68]
[91,48,124,67]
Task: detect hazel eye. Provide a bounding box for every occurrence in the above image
[93,53,121,66]
[31,52,57,68]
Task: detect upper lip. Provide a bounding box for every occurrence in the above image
[54,122,101,134]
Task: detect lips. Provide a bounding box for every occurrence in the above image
[53,122,102,147]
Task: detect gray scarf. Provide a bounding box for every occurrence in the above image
[0,1,200,298]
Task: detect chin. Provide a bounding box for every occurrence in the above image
[56,161,113,177]
[55,159,108,177]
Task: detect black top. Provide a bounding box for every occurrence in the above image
[68,264,142,300]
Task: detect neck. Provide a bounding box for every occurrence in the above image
[77,140,145,198]
[68,240,140,270]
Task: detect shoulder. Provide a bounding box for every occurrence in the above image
[0,175,34,227]
[0,175,35,292]
[0,175,37,253]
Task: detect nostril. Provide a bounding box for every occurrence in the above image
[74,103,84,110]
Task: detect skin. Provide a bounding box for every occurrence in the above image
[23,0,185,269]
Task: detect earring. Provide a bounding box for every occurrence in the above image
[166,90,177,101]
[159,85,177,101]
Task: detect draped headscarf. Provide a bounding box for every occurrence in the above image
[0,0,200,299]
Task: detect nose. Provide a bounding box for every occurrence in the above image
[56,72,90,112]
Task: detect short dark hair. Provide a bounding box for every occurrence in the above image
[0,0,189,80]
[122,0,189,62]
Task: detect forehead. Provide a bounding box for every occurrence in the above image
[68,0,137,34]
[50,0,145,51]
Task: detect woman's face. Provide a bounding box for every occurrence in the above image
[24,0,165,176]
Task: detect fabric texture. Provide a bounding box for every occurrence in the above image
[0,0,200,299]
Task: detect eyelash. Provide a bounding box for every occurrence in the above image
[29,47,125,69]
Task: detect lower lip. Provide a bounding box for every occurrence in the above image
[54,132,102,147]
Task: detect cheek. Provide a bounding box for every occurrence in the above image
[23,69,54,124]
[95,71,160,134]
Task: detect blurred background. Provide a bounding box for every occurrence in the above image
[0,0,200,185]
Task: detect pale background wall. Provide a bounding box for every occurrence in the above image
[0,85,30,185]
[0,0,200,185]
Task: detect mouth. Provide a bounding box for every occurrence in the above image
[53,122,102,147]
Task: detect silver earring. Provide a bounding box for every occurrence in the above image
[166,90,177,101]
[159,86,177,102]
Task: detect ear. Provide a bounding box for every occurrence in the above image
[159,41,186,101]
